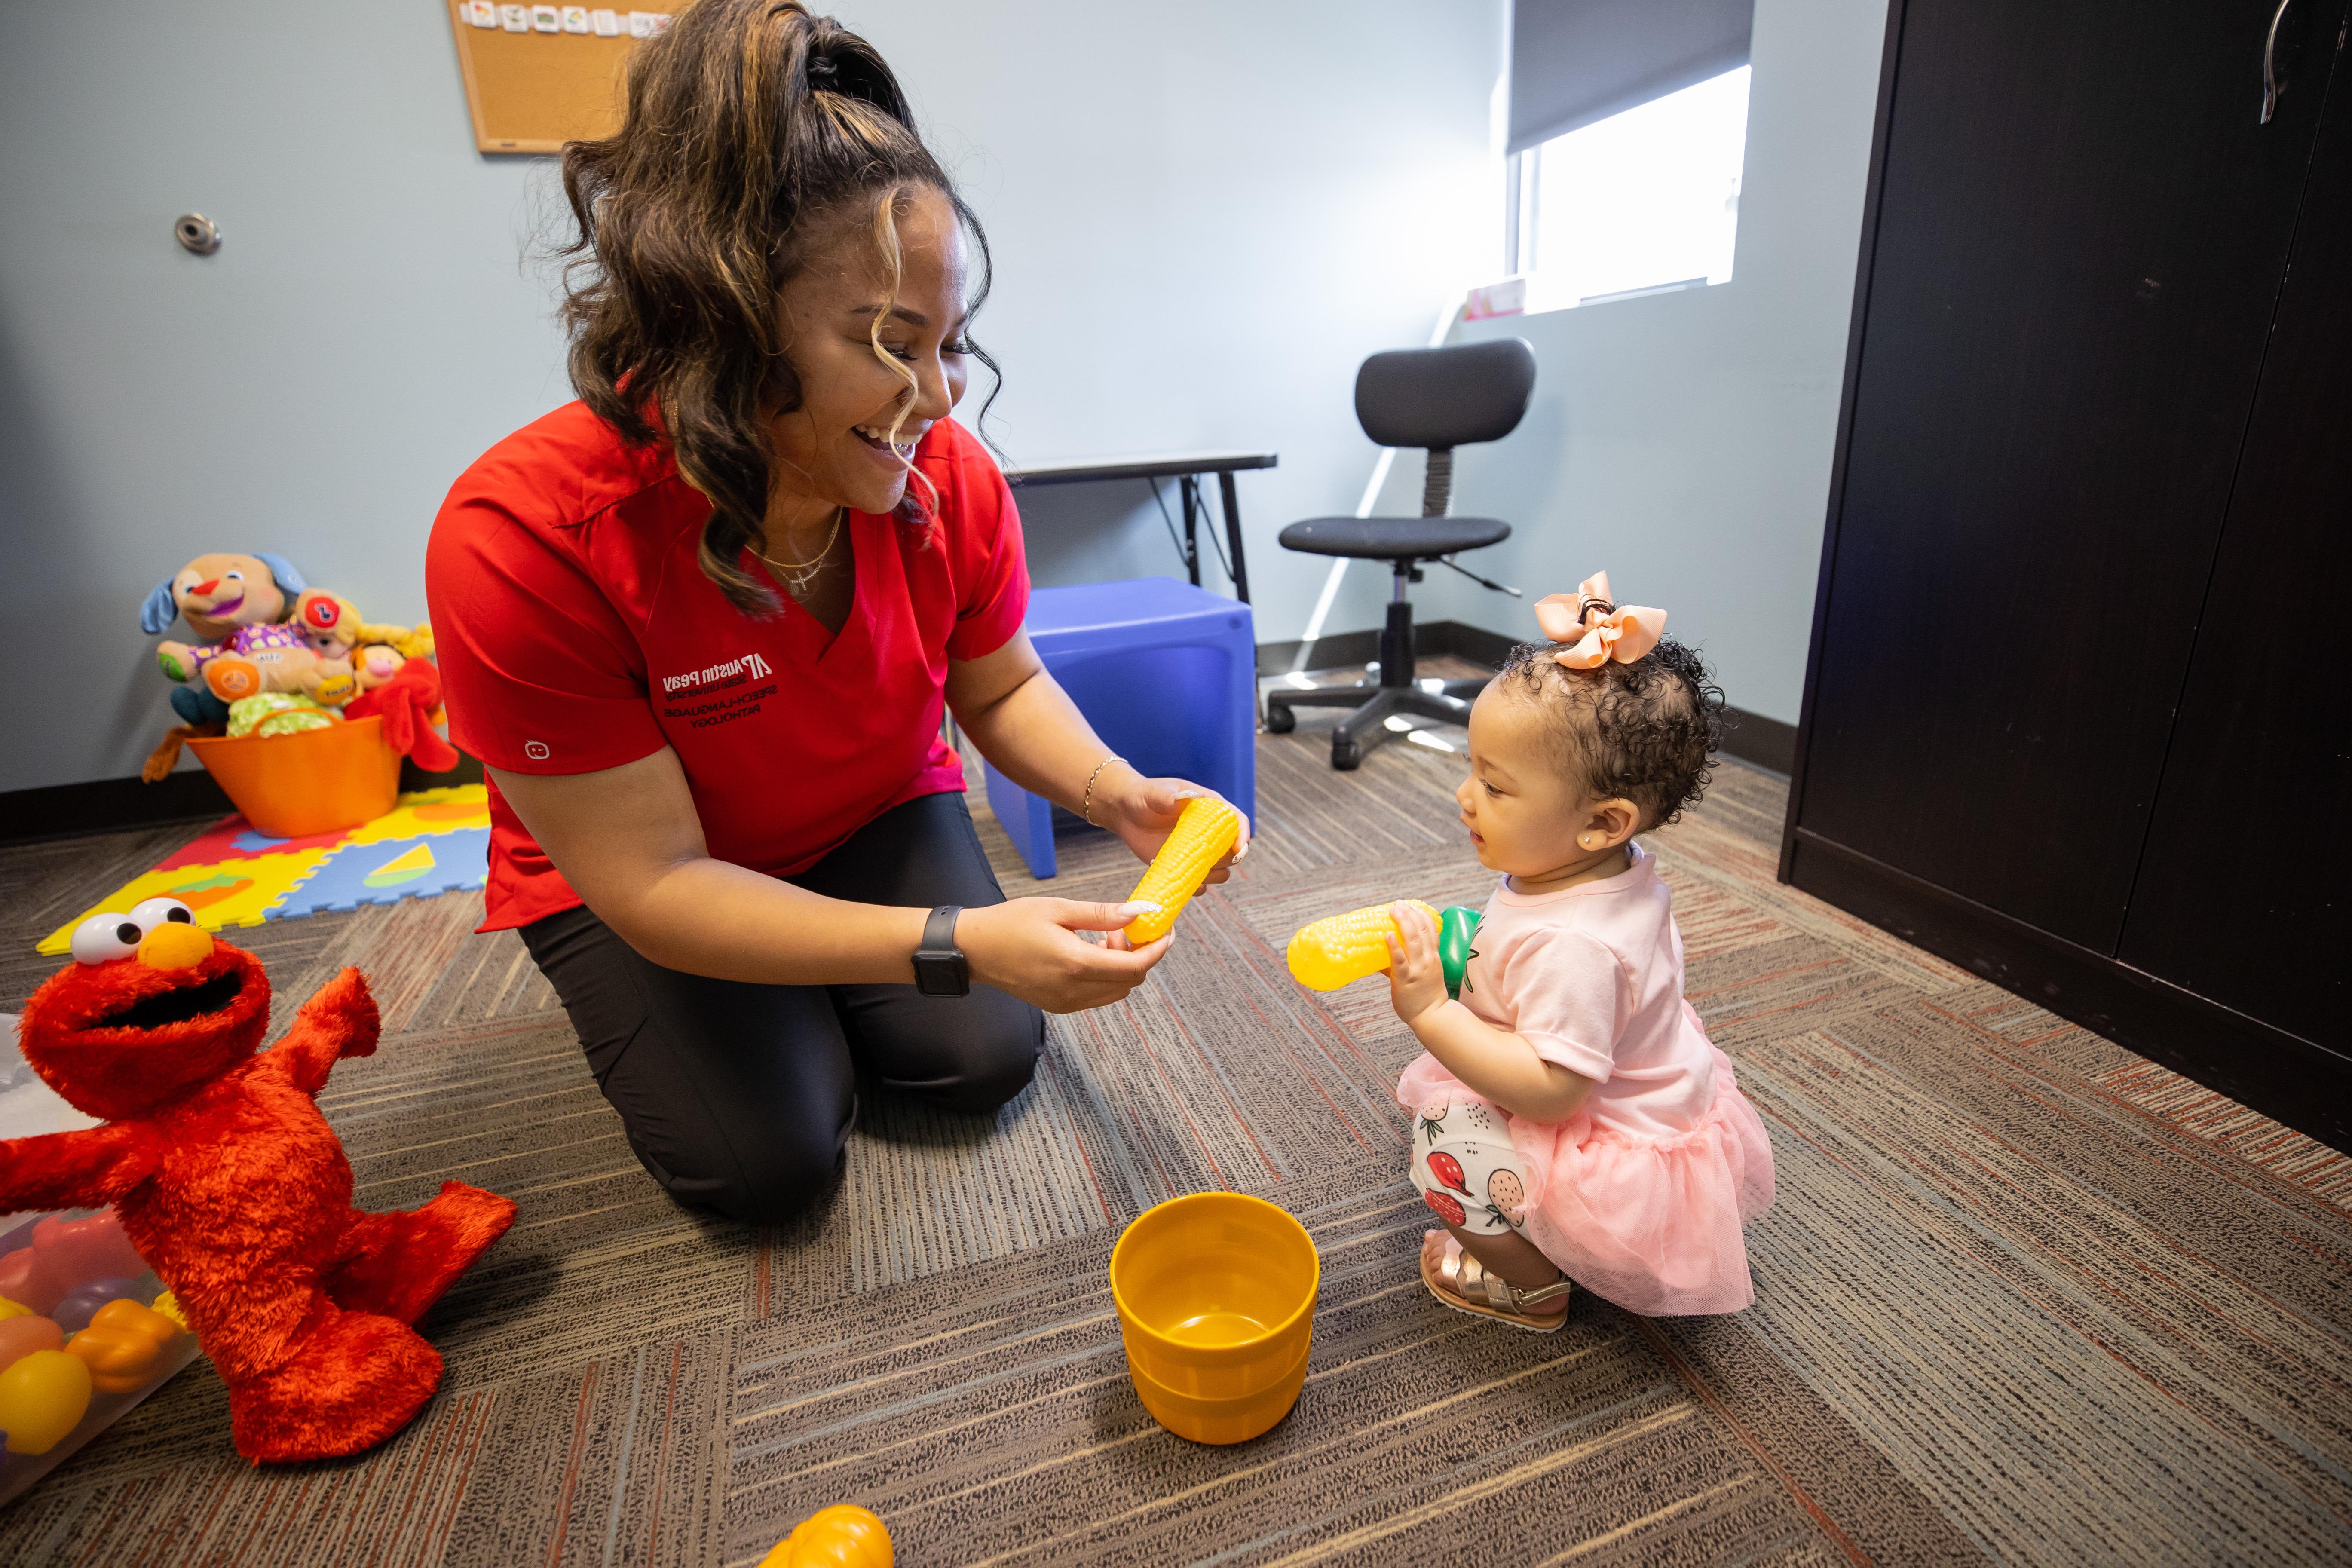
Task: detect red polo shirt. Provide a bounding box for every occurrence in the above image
[426,403,1028,931]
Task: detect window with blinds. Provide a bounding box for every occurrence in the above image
[1501,0,1754,314]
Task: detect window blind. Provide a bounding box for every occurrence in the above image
[1509,0,1754,154]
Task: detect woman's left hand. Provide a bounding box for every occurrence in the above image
[1097,767,1251,885]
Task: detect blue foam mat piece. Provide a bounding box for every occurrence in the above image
[268,827,491,919]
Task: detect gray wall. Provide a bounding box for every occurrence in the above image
[1369,0,1890,725]
[0,0,1504,793]
[0,2,575,793]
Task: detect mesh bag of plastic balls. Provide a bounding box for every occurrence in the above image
[0,1015,203,1506]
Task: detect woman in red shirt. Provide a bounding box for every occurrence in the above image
[427,2,1244,1224]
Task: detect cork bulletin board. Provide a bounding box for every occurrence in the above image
[446,3,674,155]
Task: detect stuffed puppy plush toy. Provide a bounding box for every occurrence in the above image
[0,902,516,1462]
[291,590,361,659]
[289,593,439,708]
[287,592,368,707]
[144,552,309,728]
[292,589,435,662]
[196,624,333,708]
[146,552,306,648]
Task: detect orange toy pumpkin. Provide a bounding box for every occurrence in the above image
[64,1298,183,1393]
[760,1504,893,1568]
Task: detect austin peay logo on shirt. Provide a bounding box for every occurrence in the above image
[659,652,772,695]
[658,650,777,730]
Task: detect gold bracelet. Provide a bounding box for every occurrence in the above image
[1081,755,1125,826]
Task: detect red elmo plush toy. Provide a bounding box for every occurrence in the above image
[0,900,515,1462]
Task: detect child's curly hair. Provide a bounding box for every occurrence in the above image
[1494,637,1725,829]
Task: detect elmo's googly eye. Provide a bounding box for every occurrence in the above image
[70,913,144,965]
[128,897,196,934]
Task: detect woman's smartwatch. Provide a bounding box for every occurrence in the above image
[913,905,970,997]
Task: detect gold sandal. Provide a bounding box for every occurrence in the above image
[1420,1231,1572,1333]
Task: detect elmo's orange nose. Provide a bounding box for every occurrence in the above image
[138,921,214,971]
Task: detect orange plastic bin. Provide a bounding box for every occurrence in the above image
[184,717,401,839]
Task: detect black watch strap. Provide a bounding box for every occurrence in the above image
[913,904,970,997]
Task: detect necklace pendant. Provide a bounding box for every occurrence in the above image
[761,506,845,600]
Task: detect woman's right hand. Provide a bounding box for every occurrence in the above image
[956,898,1172,1014]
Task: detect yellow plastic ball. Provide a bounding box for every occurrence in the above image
[0,1348,94,1455]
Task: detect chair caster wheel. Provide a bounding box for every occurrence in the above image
[1331,739,1361,770]
[1265,704,1295,734]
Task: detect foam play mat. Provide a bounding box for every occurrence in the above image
[37,785,492,954]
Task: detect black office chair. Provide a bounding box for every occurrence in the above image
[1265,338,1535,769]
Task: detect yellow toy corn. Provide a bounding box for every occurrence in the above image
[1124,798,1243,944]
[1286,900,1439,991]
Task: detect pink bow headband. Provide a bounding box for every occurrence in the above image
[1533,572,1666,669]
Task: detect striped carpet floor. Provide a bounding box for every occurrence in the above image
[2,692,2347,1565]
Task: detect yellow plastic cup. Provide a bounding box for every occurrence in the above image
[1109,1192,1318,1443]
[1127,1344,1312,1447]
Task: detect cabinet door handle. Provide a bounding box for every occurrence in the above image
[2263,0,2293,124]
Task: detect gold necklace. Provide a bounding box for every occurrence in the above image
[759,508,844,597]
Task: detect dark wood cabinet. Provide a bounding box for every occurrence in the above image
[2115,68,2352,1053]
[1784,0,2352,1149]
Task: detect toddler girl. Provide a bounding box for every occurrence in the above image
[1386,573,1774,1329]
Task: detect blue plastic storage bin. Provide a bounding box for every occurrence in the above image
[982,578,1256,879]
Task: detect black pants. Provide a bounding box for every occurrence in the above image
[521,792,1044,1223]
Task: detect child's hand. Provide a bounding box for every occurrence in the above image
[1384,902,1449,1027]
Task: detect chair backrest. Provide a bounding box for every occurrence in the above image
[1354,338,1537,451]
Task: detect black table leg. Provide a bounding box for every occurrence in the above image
[1179,476,1201,587]
[1218,469,1251,604]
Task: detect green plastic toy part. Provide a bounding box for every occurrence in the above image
[1438,906,1482,1000]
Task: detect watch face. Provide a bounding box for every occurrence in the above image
[917,907,968,995]
[915,952,968,996]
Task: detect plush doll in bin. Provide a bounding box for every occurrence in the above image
[0,902,516,1461]
[141,552,312,728]
[290,590,457,769]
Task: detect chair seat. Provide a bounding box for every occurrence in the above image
[981,579,1255,880]
[1276,515,1512,560]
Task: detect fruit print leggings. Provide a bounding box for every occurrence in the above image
[1409,1097,1532,1236]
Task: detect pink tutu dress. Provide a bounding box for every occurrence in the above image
[1398,843,1775,1315]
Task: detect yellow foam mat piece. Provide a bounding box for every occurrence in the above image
[36,850,336,954]
[342,784,490,846]
[34,784,494,956]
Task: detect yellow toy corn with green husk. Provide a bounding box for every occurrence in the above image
[1124,798,1243,944]
[1287,901,1485,994]
[1286,901,1439,991]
